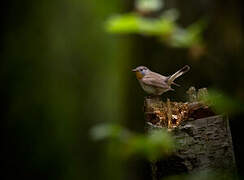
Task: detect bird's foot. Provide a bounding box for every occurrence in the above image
[146,94,161,99]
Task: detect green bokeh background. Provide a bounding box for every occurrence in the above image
[2,0,244,179]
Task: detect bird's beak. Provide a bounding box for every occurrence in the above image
[132,68,137,72]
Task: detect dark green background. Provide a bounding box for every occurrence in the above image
[1,0,244,179]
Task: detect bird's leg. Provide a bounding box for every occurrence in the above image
[145,95,152,99]
[146,94,161,100]
[145,94,154,99]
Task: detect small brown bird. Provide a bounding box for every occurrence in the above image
[132,65,190,95]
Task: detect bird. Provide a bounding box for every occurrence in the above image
[132,65,190,95]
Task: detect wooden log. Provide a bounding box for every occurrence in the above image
[144,96,236,179]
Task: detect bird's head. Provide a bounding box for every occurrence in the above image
[132,66,149,79]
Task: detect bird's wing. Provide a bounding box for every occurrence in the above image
[142,72,169,89]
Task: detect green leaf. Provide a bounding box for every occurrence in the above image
[105,13,175,36]
[200,89,244,115]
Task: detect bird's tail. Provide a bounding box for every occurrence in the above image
[167,65,190,85]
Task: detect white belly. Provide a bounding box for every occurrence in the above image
[141,83,156,94]
[139,81,169,95]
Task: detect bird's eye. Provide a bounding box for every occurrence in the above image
[140,69,142,71]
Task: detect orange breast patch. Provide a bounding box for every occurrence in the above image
[135,72,143,79]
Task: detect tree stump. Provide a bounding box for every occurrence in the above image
[144,92,236,179]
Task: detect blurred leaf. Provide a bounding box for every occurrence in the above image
[91,124,174,161]
[170,20,207,48]
[106,13,207,49]
[90,123,130,141]
[146,129,174,160]
[105,13,176,36]
[105,14,139,34]
[162,9,179,22]
[135,0,164,12]
[200,89,244,115]
[124,129,174,160]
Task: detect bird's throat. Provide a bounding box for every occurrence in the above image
[135,72,144,79]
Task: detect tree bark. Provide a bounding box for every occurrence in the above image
[144,96,236,179]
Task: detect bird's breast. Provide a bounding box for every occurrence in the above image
[135,72,144,79]
[139,81,156,94]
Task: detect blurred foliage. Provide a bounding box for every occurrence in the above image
[105,0,207,48]
[200,89,244,115]
[170,20,206,48]
[91,124,131,141]
[2,0,244,179]
[105,12,176,35]
[91,124,174,161]
[135,0,164,12]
